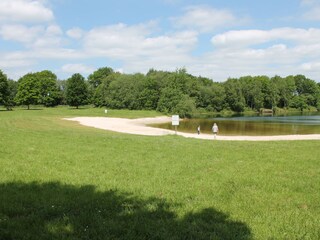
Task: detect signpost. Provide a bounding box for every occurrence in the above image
[172,115,179,134]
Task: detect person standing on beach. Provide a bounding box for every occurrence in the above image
[212,123,219,139]
[197,125,200,135]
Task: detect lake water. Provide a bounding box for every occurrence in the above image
[152,113,320,136]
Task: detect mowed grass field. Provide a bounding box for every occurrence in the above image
[0,107,319,240]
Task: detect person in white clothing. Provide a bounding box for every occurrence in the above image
[212,123,219,139]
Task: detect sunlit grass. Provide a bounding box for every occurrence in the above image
[0,107,319,239]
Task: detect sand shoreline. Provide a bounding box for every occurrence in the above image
[64,116,320,141]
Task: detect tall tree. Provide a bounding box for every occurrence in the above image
[15,71,61,108]
[104,74,145,110]
[15,73,41,109]
[275,76,296,108]
[92,73,121,107]
[294,75,319,107]
[36,70,62,107]
[88,67,114,89]
[210,83,226,112]
[157,86,184,114]
[240,76,264,110]
[57,80,67,105]
[138,76,160,110]
[66,73,89,109]
[224,78,245,112]
[6,80,18,110]
[0,70,10,109]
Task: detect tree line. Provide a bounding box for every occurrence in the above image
[1,68,320,117]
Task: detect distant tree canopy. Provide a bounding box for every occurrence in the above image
[1,67,320,116]
[66,73,89,109]
[15,71,62,109]
[0,70,11,110]
[90,68,320,116]
[0,71,8,100]
[88,67,114,89]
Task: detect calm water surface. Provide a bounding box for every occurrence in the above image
[152,113,320,136]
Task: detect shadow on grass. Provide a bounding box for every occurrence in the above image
[21,108,43,111]
[0,182,252,240]
[68,107,90,110]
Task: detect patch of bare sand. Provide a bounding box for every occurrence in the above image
[64,117,320,141]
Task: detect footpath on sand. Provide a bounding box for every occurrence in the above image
[64,116,320,141]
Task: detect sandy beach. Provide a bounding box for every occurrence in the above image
[64,116,320,141]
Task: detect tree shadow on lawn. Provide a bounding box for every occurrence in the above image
[0,182,252,240]
[21,108,43,111]
[68,107,90,110]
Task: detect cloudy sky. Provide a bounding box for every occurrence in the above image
[1,0,320,81]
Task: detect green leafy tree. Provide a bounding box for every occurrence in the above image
[224,78,245,112]
[290,95,308,111]
[210,83,226,112]
[6,80,18,110]
[88,67,114,89]
[173,95,197,118]
[15,73,41,109]
[198,86,213,109]
[138,76,160,110]
[57,80,67,105]
[36,70,62,107]
[240,76,265,111]
[88,67,114,104]
[272,76,296,108]
[14,71,61,109]
[157,87,184,114]
[260,77,278,110]
[66,73,89,109]
[104,74,139,109]
[294,75,319,107]
[0,70,10,109]
[93,80,109,107]
[92,73,121,107]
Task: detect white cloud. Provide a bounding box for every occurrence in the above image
[67,27,85,39]
[304,7,320,20]
[0,57,34,69]
[171,5,242,33]
[300,61,320,71]
[83,23,154,56]
[211,28,320,48]
[33,24,63,48]
[61,63,95,74]
[0,51,36,79]
[0,0,54,23]
[83,22,198,61]
[0,24,43,43]
[187,27,320,81]
[46,25,63,36]
[0,23,63,48]
[301,0,320,20]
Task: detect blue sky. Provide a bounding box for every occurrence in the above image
[1,0,320,82]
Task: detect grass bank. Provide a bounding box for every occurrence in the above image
[0,107,319,239]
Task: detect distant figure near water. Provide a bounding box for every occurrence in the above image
[212,123,219,139]
[197,125,200,135]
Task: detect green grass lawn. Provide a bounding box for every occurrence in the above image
[0,106,319,239]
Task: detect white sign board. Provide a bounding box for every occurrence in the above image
[104,109,108,114]
[172,115,179,126]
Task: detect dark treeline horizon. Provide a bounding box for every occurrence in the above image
[1,67,320,117]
